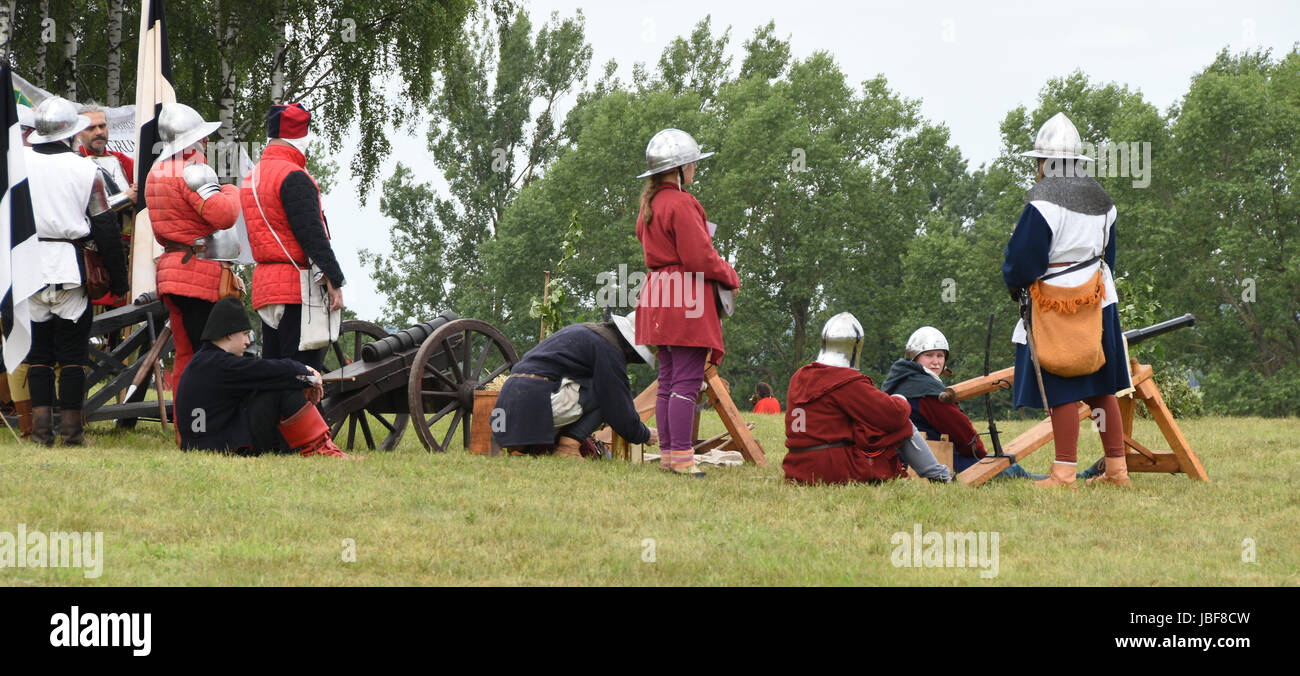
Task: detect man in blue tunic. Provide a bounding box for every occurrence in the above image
[1003,113,1132,488]
[491,313,658,459]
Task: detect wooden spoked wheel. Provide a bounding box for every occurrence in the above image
[406,319,518,453]
[325,320,409,451]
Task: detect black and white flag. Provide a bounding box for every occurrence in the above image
[131,0,177,299]
[1,63,41,371]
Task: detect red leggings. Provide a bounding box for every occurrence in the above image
[1050,394,1125,463]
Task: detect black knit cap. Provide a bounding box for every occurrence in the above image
[201,297,252,341]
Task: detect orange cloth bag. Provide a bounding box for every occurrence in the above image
[1028,269,1106,377]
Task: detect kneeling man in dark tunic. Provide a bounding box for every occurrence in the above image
[492,313,658,458]
[176,297,358,459]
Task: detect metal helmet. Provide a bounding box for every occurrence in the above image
[157,103,222,161]
[28,97,91,144]
[1019,112,1094,162]
[905,326,949,361]
[815,312,864,369]
[612,312,656,365]
[636,128,714,178]
[17,104,36,130]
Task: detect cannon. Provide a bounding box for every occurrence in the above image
[319,313,519,452]
[939,314,1196,404]
[39,300,517,455]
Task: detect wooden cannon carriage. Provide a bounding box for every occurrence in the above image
[77,299,175,426]
[319,311,519,452]
[43,303,517,456]
[940,314,1208,487]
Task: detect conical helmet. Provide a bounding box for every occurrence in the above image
[815,312,864,369]
[1019,112,1094,162]
[157,103,222,161]
[28,97,90,144]
[905,326,949,361]
[636,128,714,178]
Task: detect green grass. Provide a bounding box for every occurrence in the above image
[1,412,1296,586]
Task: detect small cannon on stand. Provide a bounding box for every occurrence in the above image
[942,313,1207,486]
[319,311,519,452]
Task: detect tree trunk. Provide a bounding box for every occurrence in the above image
[0,1,16,57]
[218,3,237,141]
[791,300,808,372]
[216,2,239,182]
[62,12,77,100]
[34,0,49,87]
[270,0,286,102]
[106,0,124,105]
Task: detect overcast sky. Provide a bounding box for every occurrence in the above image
[321,0,1299,323]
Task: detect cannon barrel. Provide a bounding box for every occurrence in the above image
[361,311,459,362]
[1123,313,1195,348]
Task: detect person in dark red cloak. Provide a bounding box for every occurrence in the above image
[783,313,952,484]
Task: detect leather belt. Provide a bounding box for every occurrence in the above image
[509,373,554,382]
[161,240,206,264]
[1047,261,1077,268]
[38,237,87,246]
[787,441,853,453]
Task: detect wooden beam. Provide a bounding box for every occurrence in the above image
[1135,377,1209,481]
[957,402,1090,487]
[942,366,1014,403]
[1124,448,1183,473]
[1123,433,1158,463]
[703,365,767,466]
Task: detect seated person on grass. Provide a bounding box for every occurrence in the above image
[782,312,952,485]
[881,325,1101,480]
[750,382,782,414]
[175,297,358,459]
[492,313,658,459]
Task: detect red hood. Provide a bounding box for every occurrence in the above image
[788,362,873,406]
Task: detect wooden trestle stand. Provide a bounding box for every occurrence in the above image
[947,359,1208,487]
[597,364,767,466]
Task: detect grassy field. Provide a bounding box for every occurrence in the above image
[1,411,1296,586]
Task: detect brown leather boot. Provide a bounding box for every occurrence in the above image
[31,406,55,447]
[553,435,583,459]
[15,400,33,439]
[1086,456,1131,487]
[59,409,87,446]
[1032,462,1078,489]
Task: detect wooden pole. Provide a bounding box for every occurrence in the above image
[540,270,550,341]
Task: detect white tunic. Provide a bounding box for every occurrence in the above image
[24,147,97,320]
[1011,200,1118,345]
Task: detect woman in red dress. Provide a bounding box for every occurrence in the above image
[634,129,739,478]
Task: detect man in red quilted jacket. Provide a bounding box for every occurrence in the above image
[241,103,344,372]
[145,102,242,392]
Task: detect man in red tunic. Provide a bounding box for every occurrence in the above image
[76,104,135,309]
[145,103,242,392]
[783,313,952,484]
[241,103,345,372]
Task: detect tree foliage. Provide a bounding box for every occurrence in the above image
[2,0,479,196]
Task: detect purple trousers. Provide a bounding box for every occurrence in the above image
[655,345,708,452]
